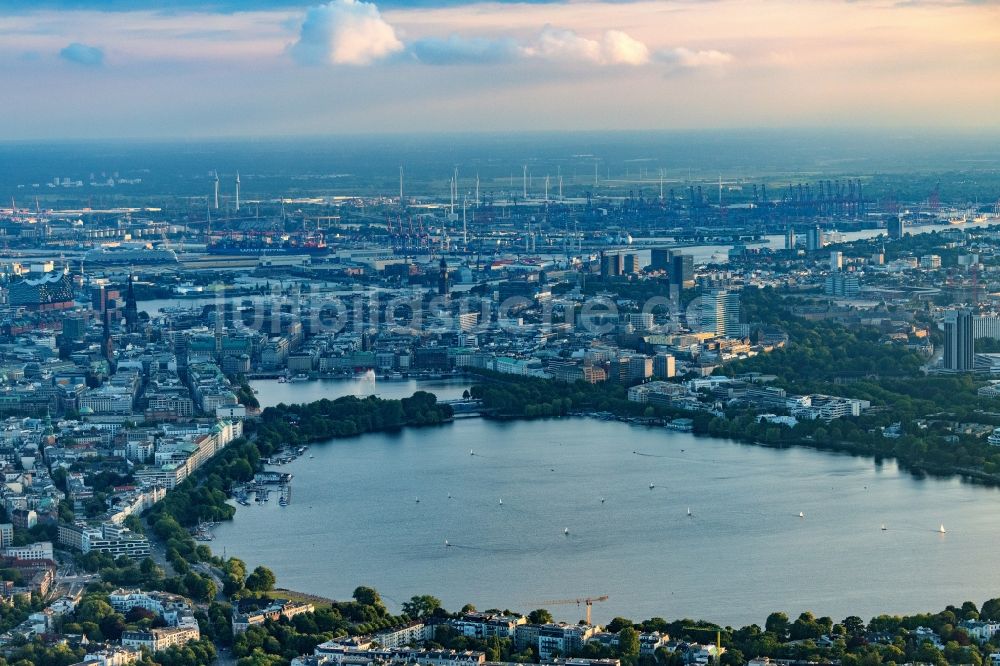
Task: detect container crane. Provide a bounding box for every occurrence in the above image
[682,625,726,666]
[528,595,609,625]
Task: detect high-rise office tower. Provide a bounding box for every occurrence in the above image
[830,251,843,271]
[701,289,742,337]
[888,216,905,240]
[943,308,973,372]
[806,226,825,251]
[671,253,694,289]
[785,228,796,250]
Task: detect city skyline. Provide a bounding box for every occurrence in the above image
[0,0,998,139]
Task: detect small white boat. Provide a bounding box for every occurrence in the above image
[499,498,503,506]
[445,540,450,547]
[687,508,692,517]
[798,512,804,518]
[470,449,474,456]
[649,482,655,490]
[939,524,947,534]
[564,527,569,535]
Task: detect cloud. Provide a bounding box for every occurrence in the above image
[59,42,104,66]
[601,30,651,66]
[406,28,655,67]
[286,0,716,71]
[655,47,733,69]
[530,27,602,63]
[290,0,403,66]
[527,27,650,66]
[409,35,523,65]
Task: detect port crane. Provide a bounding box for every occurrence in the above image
[682,625,727,666]
[528,595,609,625]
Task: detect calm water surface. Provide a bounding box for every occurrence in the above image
[247,377,472,408]
[213,417,1000,626]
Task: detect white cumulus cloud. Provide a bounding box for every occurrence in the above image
[291,0,403,66]
[286,0,720,72]
[601,30,650,66]
[527,27,650,66]
[524,26,650,66]
[530,27,602,64]
[656,47,734,69]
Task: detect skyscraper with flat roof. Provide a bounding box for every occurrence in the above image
[943,308,973,372]
[671,253,694,289]
[888,216,906,240]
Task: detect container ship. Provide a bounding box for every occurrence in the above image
[207,236,330,257]
[84,246,179,264]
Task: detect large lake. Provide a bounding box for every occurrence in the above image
[247,377,473,409]
[212,415,1000,627]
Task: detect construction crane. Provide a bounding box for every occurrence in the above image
[682,626,726,666]
[528,595,609,625]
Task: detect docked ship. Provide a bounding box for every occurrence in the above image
[84,245,179,264]
[207,235,330,257]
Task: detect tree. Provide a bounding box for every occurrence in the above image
[245,566,276,593]
[915,641,948,666]
[353,586,383,608]
[618,627,640,657]
[402,595,442,619]
[529,609,553,625]
[607,617,634,633]
[76,598,115,625]
[139,558,162,578]
[99,613,128,641]
[123,514,145,535]
[184,572,218,602]
[721,648,744,666]
[224,574,245,597]
[765,612,790,639]
[843,616,866,635]
[982,598,1000,621]
[237,647,287,666]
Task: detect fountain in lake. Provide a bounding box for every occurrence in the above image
[355,369,376,396]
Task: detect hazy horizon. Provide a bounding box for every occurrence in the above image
[5,126,1000,144]
[3,130,998,203]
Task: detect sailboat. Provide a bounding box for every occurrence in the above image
[939,524,947,534]
[445,540,451,547]
[687,508,692,517]
[600,497,606,504]
[499,498,503,506]
[470,449,474,456]
[564,527,569,535]
[881,524,887,531]
[649,482,655,490]
[447,493,452,499]
[415,497,420,503]
[798,511,805,518]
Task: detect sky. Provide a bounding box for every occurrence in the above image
[0,0,998,139]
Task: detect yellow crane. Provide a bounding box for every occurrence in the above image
[528,595,609,625]
[682,626,726,666]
